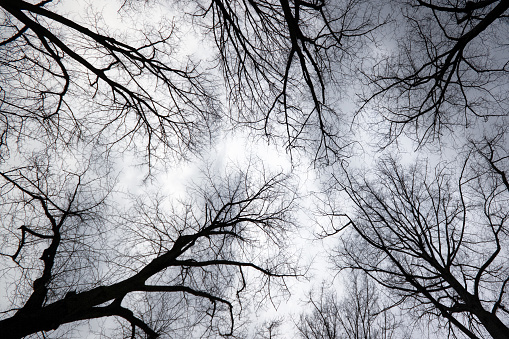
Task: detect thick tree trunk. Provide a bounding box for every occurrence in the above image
[0,237,193,338]
[0,301,71,339]
[0,280,136,338]
[476,309,509,339]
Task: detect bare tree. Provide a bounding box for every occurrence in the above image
[191,0,382,160]
[296,272,403,339]
[253,317,285,339]
[0,156,300,338]
[333,148,509,339]
[0,0,383,337]
[0,0,218,164]
[361,0,509,145]
[0,0,383,165]
[346,2,509,334]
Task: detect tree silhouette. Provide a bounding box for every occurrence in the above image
[0,157,298,338]
[195,0,381,160]
[3,0,508,337]
[297,272,404,339]
[361,0,509,145]
[0,0,217,164]
[0,1,320,336]
[334,147,509,339]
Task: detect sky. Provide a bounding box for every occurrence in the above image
[19,1,336,333]
[2,0,508,338]
[0,0,425,336]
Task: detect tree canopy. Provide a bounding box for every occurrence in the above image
[0,0,508,338]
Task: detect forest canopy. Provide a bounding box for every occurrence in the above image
[0,0,507,338]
